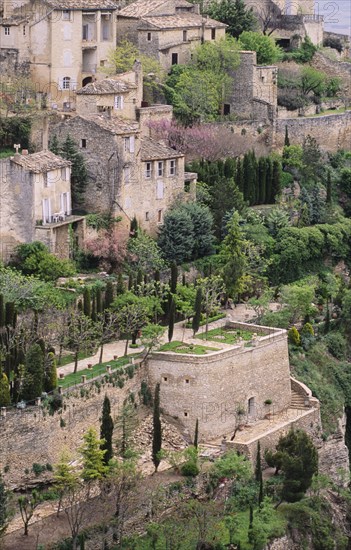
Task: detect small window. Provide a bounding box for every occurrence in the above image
[61,167,67,180]
[169,159,176,176]
[145,211,149,221]
[4,27,10,36]
[147,32,152,41]
[62,76,71,90]
[163,377,168,382]
[145,162,152,178]
[223,104,231,116]
[23,26,26,36]
[157,209,163,224]
[248,397,255,416]
[183,30,187,42]
[172,53,178,65]
[80,139,87,148]
[211,28,216,40]
[185,379,190,384]
[158,161,164,177]
[100,60,106,67]
[114,95,124,110]
[62,10,71,21]
[184,411,188,417]
[124,136,135,153]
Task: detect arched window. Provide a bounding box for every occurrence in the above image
[62,76,71,90]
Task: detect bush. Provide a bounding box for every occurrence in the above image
[323,36,343,53]
[278,89,307,111]
[325,332,347,359]
[181,461,200,477]
[288,326,301,346]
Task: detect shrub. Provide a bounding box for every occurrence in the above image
[301,323,314,337]
[181,461,200,477]
[323,36,343,53]
[288,326,301,346]
[32,463,46,477]
[325,332,347,359]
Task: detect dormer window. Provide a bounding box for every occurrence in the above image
[62,10,71,21]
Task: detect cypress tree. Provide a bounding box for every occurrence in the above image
[192,287,202,336]
[170,261,178,294]
[0,294,4,327]
[96,288,103,313]
[22,344,44,401]
[83,288,91,318]
[136,269,143,287]
[44,352,57,393]
[100,395,114,465]
[91,296,97,322]
[0,372,10,407]
[104,282,114,310]
[255,441,264,505]
[224,157,236,179]
[116,273,125,295]
[168,298,175,342]
[5,303,15,328]
[326,170,332,205]
[271,159,282,203]
[194,418,199,448]
[265,157,273,204]
[128,274,133,291]
[182,273,186,286]
[77,300,83,311]
[284,125,290,147]
[154,270,160,283]
[130,216,138,237]
[152,383,162,472]
[243,152,256,205]
[258,157,267,204]
[236,158,243,193]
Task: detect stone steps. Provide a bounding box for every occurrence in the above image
[290,389,307,409]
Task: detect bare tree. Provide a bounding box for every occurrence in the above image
[64,310,99,373]
[96,311,120,364]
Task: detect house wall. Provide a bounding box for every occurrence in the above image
[32,166,71,222]
[137,105,174,137]
[147,324,292,440]
[76,89,137,120]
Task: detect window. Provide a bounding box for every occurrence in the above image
[157,161,164,177]
[147,32,152,41]
[82,24,89,40]
[114,95,124,110]
[145,211,149,221]
[62,76,71,90]
[43,173,48,188]
[211,28,216,40]
[145,162,152,178]
[23,26,26,36]
[163,377,168,382]
[101,17,110,40]
[248,397,255,416]
[124,166,130,183]
[4,27,10,36]
[156,180,164,199]
[80,139,87,148]
[184,411,188,417]
[62,10,71,21]
[169,159,176,176]
[124,136,135,153]
[61,167,68,181]
[172,53,178,65]
[183,30,187,41]
[223,104,231,116]
[185,379,190,384]
[157,209,163,224]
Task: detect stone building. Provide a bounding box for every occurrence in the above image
[0,0,118,108]
[0,149,85,261]
[226,51,278,122]
[117,0,227,70]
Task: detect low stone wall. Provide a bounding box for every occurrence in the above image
[0,363,145,489]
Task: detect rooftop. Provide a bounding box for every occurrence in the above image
[139,13,227,30]
[141,137,183,160]
[119,0,194,18]
[10,151,71,173]
[45,0,118,9]
[76,78,136,95]
[79,115,139,135]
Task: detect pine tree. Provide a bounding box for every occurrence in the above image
[60,134,88,208]
[0,373,10,407]
[168,297,175,342]
[192,287,202,336]
[152,383,162,472]
[170,261,178,294]
[194,418,199,448]
[83,288,91,318]
[100,395,114,465]
[22,344,45,401]
[80,427,108,481]
[49,134,60,155]
[284,125,290,147]
[104,282,114,310]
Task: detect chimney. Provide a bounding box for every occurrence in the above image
[22,149,29,155]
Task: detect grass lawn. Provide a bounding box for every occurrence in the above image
[58,355,136,389]
[195,327,256,345]
[159,341,219,355]
[58,350,93,367]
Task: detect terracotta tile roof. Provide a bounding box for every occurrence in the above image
[118,0,169,18]
[80,115,140,134]
[141,137,183,161]
[76,78,136,95]
[45,0,117,9]
[139,13,227,30]
[10,151,71,173]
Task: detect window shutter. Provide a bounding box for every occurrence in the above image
[120,95,124,110]
[129,135,135,153]
[58,78,63,90]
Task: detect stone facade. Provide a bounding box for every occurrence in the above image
[147,322,292,440]
[0,150,85,261]
[0,0,118,109]
[117,0,226,71]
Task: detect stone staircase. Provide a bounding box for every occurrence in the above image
[290,388,307,409]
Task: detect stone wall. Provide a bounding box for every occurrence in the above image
[275,110,351,151]
[0,363,145,488]
[147,323,291,440]
[311,51,351,95]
